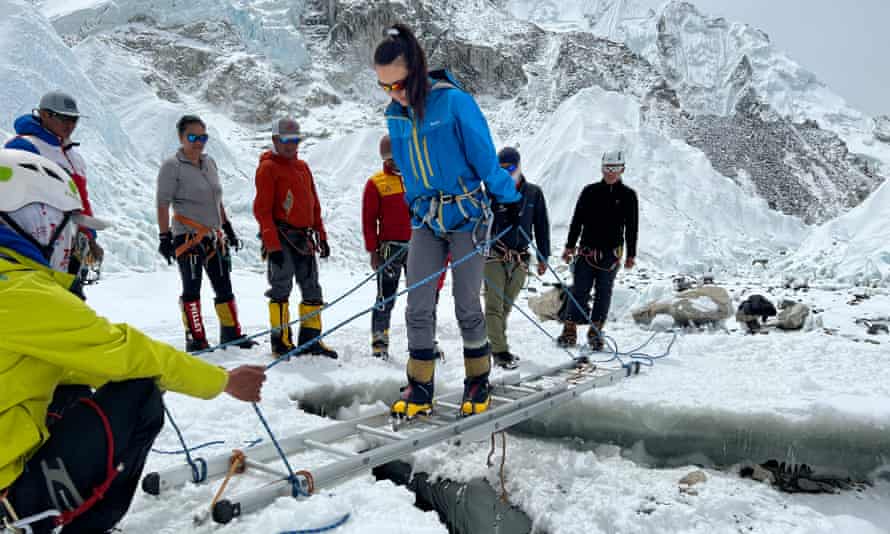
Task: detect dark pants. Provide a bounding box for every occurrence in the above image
[175,234,233,302]
[6,380,164,534]
[560,250,619,324]
[372,242,409,334]
[265,228,323,304]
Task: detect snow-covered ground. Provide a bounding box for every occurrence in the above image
[85,263,890,533]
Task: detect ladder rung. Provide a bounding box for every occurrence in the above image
[356,424,406,441]
[490,395,515,404]
[244,459,290,479]
[303,439,357,457]
[436,400,462,410]
[503,384,539,394]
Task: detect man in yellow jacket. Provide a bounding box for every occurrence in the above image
[0,149,267,533]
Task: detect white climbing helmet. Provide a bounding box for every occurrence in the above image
[602,150,625,168]
[0,149,106,229]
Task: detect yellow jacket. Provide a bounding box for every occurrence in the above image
[0,247,229,491]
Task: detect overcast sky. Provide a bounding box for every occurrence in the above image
[691,0,889,118]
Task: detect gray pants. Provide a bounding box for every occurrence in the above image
[265,229,323,303]
[406,226,488,359]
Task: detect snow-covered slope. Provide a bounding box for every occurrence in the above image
[775,179,890,285]
[520,87,805,272]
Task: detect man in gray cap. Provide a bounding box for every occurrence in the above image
[5,90,103,281]
[252,117,338,358]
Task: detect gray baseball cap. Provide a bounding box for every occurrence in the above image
[38,91,81,117]
[272,117,300,137]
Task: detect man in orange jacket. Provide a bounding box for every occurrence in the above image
[253,117,337,358]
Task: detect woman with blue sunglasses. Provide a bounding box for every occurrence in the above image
[155,114,256,352]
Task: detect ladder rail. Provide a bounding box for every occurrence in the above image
[212,364,637,523]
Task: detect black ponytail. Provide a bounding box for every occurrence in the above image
[374,23,430,122]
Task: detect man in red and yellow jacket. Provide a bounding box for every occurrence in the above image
[362,134,411,359]
[253,117,337,358]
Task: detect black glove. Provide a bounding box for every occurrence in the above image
[158,231,175,265]
[222,220,241,251]
[318,240,331,259]
[268,249,285,268]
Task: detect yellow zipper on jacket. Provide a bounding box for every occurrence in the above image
[388,116,423,185]
[411,120,431,189]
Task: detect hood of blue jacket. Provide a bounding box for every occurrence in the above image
[0,225,50,266]
[12,114,60,147]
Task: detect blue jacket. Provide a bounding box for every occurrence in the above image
[4,114,60,153]
[0,226,48,266]
[384,72,520,234]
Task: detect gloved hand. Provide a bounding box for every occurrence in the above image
[268,249,285,268]
[222,221,242,251]
[158,231,175,265]
[88,237,104,263]
[370,251,383,270]
[561,247,576,264]
[318,240,331,259]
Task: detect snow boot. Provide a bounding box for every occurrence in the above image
[556,321,577,348]
[493,351,520,369]
[216,297,258,349]
[461,373,492,416]
[181,298,209,352]
[391,377,434,419]
[295,301,338,359]
[269,300,296,356]
[587,321,605,352]
[372,330,389,359]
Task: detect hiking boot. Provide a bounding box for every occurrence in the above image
[296,302,338,359]
[493,351,520,369]
[460,374,491,416]
[391,378,434,419]
[556,321,577,348]
[181,298,209,352]
[372,330,389,359]
[216,298,258,349]
[269,300,296,356]
[587,321,605,352]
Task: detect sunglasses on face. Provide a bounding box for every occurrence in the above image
[186,133,209,144]
[49,111,79,124]
[278,136,301,145]
[500,164,518,173]
[378,78,407,93]
[603,165,624,173]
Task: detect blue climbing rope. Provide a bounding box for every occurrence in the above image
[192,242,410,355]
[251,403,308,497]
[265,226,513,370]
[163,404,207,483]
[482,273,624,365]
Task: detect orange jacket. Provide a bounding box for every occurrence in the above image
[253,151,327,252]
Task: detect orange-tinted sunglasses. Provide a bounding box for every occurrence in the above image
[378,78,408,93]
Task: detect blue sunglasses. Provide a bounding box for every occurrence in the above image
[278,136,301,145]
[186,133,209,143]
[501,164,518,173]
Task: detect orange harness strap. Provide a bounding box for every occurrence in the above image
[173,214,223,259]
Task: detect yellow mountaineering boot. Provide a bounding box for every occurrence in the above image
[391,356,435,419]
[461,345,492,416]
[269,300,296,356]
[296,301,338,358]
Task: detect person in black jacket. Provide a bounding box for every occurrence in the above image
[558,150,638,350]
[484,147,551,368]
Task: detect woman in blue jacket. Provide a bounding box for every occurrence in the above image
[374,23,521,419]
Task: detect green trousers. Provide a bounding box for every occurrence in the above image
[483,259,527,354]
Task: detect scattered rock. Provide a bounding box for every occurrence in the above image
[775,301,810,330]
[633,286,732,327]
[679,470,707,495]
